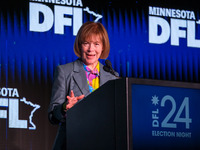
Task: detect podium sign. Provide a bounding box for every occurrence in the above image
[130,80,200,150]
[66,78,200,150]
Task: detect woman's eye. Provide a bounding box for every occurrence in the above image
[83,42,89,46]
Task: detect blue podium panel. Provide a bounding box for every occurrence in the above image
[131,84,200,150]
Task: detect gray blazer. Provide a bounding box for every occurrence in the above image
[48,59,118,150]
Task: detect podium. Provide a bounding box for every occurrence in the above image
[66,78,200,150]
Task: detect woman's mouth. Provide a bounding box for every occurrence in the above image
[86,54,95,58]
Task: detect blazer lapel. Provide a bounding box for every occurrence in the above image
[99,62,114,86]
[72,60,115,97]
[72,59,90,97]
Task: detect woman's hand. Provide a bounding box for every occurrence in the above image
[64,90,84,111]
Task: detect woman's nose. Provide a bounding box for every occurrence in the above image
[88,43,95,51]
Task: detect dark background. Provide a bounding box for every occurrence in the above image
[0,0,200,149]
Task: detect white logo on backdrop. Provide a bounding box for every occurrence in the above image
[29,0,103,35]
[149,6,200,48]
[0,88,40,130]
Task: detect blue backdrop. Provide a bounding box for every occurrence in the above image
[1,0,200,84]
[0,0,200,149]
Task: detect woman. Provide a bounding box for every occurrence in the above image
[48,21,118,150]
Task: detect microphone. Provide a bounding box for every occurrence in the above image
[103,60,118,77]
[103,65,110,72]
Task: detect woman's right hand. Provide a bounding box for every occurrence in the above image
[63,90,84,111]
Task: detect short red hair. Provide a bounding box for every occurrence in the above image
[74,21,110,59]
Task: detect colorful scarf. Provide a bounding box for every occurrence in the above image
[83,62,100,92]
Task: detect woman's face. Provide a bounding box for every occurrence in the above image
[81,34,103,70]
